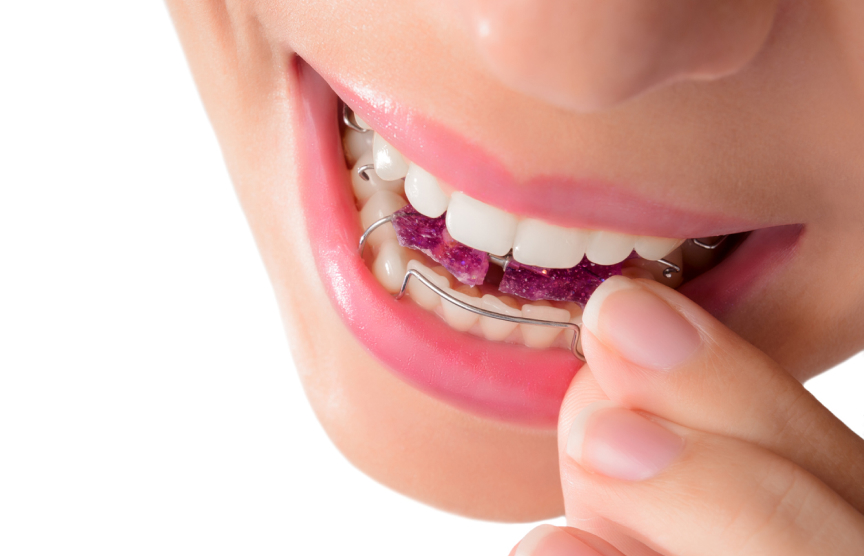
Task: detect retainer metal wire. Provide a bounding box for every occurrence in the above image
[347,104,727,361]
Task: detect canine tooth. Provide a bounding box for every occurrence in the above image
[372,133,409,181]
[441,286,481,331]
[585,231,635,265]
[520,303,571,349]
[343,129,373,166]
[634,237,685,261]
[404,163,449,218]
[479,295,521,341]
[406,261,451,310]
[373,240,410,293]
[445,193,518,256]
[360,190,407,249]
[512,219,588,269]
[352,152,404,205]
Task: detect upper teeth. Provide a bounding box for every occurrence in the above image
[512,219,588,269]
[404,162,449,218]
[446,192,518,257]
[372,133,410,181]
[362,130,684,266]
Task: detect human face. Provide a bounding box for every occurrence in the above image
[168,0,864,521]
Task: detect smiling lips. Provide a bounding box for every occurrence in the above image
[295,58,799,428]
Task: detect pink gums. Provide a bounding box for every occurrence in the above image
[296,60,580,428]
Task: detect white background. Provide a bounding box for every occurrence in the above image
[1,2,861,555]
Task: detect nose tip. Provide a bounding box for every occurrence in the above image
[465,0,779,112]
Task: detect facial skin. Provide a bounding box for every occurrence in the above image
[168,0,864,522]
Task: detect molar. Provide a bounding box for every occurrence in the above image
[404,162,449,218]
[372,132,409,181]
[445,192,518,256]
[512,219,589,269]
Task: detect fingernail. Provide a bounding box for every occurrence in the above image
[582,275,701,370]
[515,525,604,556]
[566,403,683,481]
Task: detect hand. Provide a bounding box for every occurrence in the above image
[511,276,864,556]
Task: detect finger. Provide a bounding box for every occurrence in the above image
[560,403,864,556]
[511,524,626,556]
[579,275,864,510]
[557,368,666,556]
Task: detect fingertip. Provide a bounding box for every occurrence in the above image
[582,275,638,334]
[584,276,702,371]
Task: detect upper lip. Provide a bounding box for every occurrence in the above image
[327,76,769,240]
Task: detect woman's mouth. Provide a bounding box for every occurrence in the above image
[294,59,802,428]
[347,102,738,355]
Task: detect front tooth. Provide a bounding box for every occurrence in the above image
[479,295,521,341]
[372,132,409,181]
[404,163,449,218]
[512,219,589,269]
[359,190,407,249]
[634,236,685,261]
[352,152,404,205]
[585,230,636,265]
[373,240,410,293]
[520,303,570,349]
[445,193,518,256]
[441,286,481,331]
[406,261,451,310]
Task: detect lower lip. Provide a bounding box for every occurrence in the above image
[294,59,800,429]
